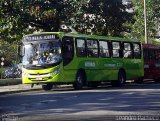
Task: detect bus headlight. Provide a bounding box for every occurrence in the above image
[49,67,61,76]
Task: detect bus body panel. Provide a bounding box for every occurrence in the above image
[124,59,144,79]
[22,63,64,84]
[63,56,144,82]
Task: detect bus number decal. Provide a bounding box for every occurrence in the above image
[85,62,96,67]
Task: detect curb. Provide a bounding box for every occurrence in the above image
[0,88,42,95]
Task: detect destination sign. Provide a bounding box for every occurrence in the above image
[23,34,59,42]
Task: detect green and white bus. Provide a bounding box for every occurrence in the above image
[21,32,144,90]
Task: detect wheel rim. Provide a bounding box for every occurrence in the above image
[77,75,82,84]
[74,72,84,90]
[120,75,124,84]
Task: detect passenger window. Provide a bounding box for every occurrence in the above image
[123,43,133,58]
[112,42,121,58]
[99,41,110,58]
[76,38,86,57]
[133,43,141,58]
[87,39,98,57]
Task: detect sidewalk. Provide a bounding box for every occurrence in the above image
[0,84,42,95]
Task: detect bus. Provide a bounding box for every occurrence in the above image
[139,44,160,83]
[20,32,144,90]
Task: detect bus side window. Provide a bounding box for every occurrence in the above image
[99,40,110,58]
[62,36,74,66]
[133,43,141,58]
[112,42,121,58]
[76,38,87,57]
[123,43,133,58]
[87,39,98,57]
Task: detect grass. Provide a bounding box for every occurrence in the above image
[0,78,22,86]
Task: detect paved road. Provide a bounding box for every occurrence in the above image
[0,82,160,121]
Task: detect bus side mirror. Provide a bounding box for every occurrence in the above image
[18,43,24,57]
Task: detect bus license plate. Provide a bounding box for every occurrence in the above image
[36,77,42,80]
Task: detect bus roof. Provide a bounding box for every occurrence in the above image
[65,33,139,42]
[143,44,160,49]
[23,32,63,38]
[23,32,139,43]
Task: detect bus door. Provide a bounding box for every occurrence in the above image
[62,36,74,67]
[62,36,75,82]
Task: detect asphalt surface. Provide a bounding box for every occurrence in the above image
[0,82,160,121]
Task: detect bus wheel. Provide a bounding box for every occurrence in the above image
[42,84,53,91]
[112,70,126,87]
[73,72,85,90]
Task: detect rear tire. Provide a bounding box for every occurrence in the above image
[111,70,126,87]
[42,84,53,91]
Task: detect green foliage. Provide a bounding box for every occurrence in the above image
[0,0,79,43]
[0,0,133,43]
[131,0,160,43]
[72,0,133,36]
[0,78,21,86]
[0,40,18,65]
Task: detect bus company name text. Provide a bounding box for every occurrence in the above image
[24,34,56,41]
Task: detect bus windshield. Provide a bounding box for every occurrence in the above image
[22,40,62,66]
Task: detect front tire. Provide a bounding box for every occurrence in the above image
[42,84,53,91]
[73,72,85,90]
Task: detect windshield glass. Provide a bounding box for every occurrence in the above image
[22,40,62,66]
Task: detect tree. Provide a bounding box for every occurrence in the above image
[0,0,81,43]
[0,40,18,66]
[72,0,133,36]
[0,0,133,44]
[131,0,160,43]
